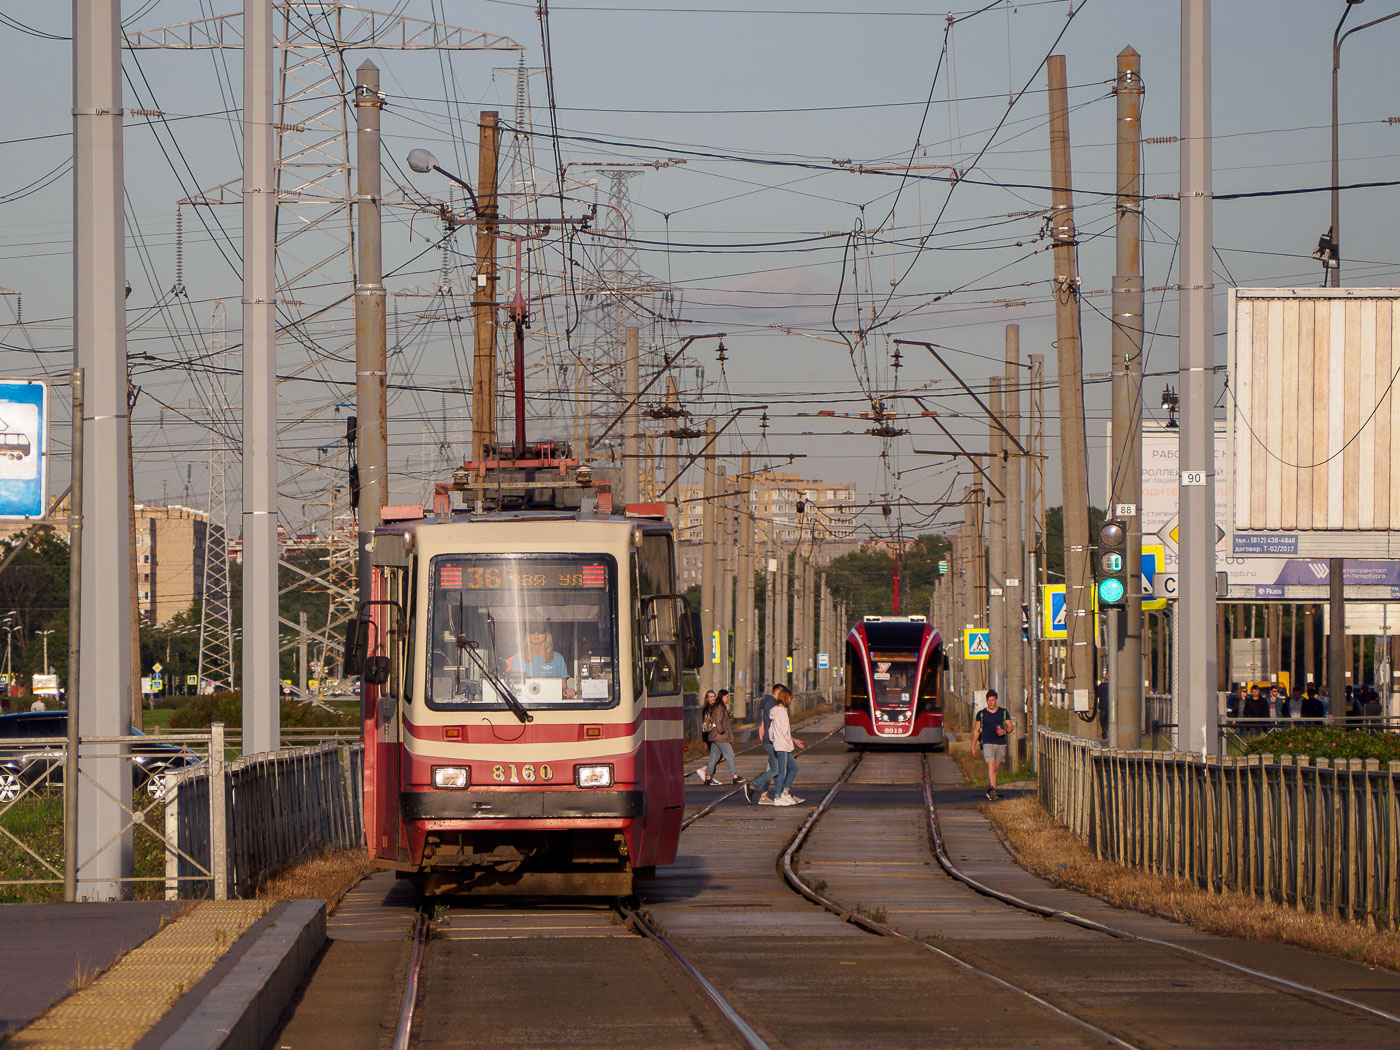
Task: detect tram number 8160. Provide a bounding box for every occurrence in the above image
[491,763,554,783]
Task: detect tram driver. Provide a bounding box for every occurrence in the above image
[506,621,576,698]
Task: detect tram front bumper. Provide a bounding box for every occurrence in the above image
[400,788,645,821]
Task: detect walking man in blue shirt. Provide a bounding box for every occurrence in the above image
[974,689,1012,801]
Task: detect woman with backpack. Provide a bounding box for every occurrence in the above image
[702,689,745,786]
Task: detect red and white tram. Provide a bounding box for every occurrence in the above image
[351,445,700,895]
[843,615,946,748]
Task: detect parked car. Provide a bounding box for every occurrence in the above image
[0,711,204,803]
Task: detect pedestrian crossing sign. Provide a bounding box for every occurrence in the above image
[1043,584,1067,640]
[964,629,990,660]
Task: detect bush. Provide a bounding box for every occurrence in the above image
[169,692,356,730]
[1240,725,1400,764]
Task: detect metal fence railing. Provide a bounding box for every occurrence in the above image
[165,732,364,900]
[1037,728,1400,929]
[0,728,220,901]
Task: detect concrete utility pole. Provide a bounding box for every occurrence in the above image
[75,0,134,898]
[1111,46,1145,749]
[355,61,388,622]
[663,377,680,529]
[700,420,717,693]
[471,112,500,463]
[64,367,84,901]
[1004,325,1026,763]
[242,0,279,755]
[988,378,1006,702]
[298,611,309,697]
[777,551,790,684]
[716,467,731,687]
[1047,55,1096,733]
[1179,0,1219,754]
[735,453,754,716]
[765,553,777,687]
[623,326,640,504]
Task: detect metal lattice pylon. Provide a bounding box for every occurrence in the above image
[197,454,236,693]
[128,4,522,671]
[574,169,678,459]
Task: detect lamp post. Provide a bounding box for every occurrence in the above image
[1323,0,1400,286]
[2,613,18,698]
[37,629,54,675]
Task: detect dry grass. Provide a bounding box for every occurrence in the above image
[257,848,377,908]
[986,794,1400,972]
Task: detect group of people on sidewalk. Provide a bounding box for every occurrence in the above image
[700,683,807,806]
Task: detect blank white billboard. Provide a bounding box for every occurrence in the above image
[1228,288,1400,557]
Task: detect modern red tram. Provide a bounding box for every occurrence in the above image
[843,615,946,747]
[349,445,700,895]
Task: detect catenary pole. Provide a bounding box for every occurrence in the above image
[700,419,717,693]
[1180,0,1219,754]
[1047,55,1096,736]
[1004,326,1026,763]
[472,112,499,462]
[623,326,640,504]
[242,0,279,755]
[355,61,388,626]
[1112,46,1145,748]
[75,0,134,898]
[63,367,84,901]
[988,378,1006,704]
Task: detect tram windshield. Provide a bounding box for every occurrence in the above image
[427,554,619,711]
[869,657,918,708]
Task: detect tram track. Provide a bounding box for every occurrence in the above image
[389,717,843,1050]
[779,749,1144,1050]
[919,753,1400,1031]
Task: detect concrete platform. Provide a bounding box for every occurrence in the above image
[0,897,325,1050]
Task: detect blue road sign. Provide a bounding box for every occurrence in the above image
[0,380,47,520]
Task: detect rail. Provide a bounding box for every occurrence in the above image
[1037,727,1400,929]
[165,730,363,899]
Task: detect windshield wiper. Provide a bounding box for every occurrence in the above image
[457,636,533,724]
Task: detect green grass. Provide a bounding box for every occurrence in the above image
[0,788,174,902]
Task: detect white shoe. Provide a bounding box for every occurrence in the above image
[778,792,804,805]
[757,795,776,806]
[773,796,797,806]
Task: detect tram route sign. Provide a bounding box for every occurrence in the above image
[964,630,990,660]
[0,379,48,520]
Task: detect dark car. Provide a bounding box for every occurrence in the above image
[0,711,204,802]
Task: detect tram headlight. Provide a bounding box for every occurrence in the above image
[432,766,470,789]
[575,764,614,788]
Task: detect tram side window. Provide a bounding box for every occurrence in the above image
[637,533,680,696]
[917,645,942,713]
[845,641,869,711]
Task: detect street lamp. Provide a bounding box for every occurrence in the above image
[1,613,19,699]
[36,629,54,675]
[1323,0,1400,287]
[406,148,480,214]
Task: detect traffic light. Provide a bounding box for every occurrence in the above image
[1096,519,1129,605]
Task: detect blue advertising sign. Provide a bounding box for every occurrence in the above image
[0,381,47,520]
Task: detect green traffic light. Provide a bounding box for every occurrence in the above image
[1097,577,1126,604]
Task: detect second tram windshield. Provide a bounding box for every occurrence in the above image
[427,554,619,711]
